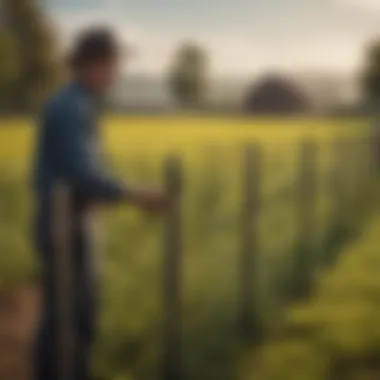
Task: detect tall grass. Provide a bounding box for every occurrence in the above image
[0,117,370,380]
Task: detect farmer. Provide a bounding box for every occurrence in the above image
[33,27,170,380]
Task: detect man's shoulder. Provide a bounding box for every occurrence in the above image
[45,83,89,118]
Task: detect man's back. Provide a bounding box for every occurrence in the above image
[32,27,169,380]
[36,84,79,196]
[34,82,127,213]
[33,81,130,252]
[35,83,97,198]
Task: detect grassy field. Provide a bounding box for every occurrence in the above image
[0,116,366,166]
[0,116,372,380]
[242,204,380,380]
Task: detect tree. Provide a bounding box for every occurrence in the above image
[362,38,380,104]
[168,42,208,108]
[0,32,21,111]
[3,0,63,111]
[243,74,312,115]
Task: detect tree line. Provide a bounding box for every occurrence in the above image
[1,0,380,113]
[1,0,63,112]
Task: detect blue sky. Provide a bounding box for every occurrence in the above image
[45,0,380,77]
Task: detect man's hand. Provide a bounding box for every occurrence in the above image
[130,189,172,212]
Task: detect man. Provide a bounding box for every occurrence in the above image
[33,27,170,380]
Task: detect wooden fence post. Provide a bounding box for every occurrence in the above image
[292,140,318,299]
[351,138,362,212]
[370,118,380,174]
[324,137,346,266]
[239,144,262,342]
[342,138,358,230]
[362,133,376,205]
[349,136,371,223]
[356,133,377,219]
[52,183,75,380]
[364,133,374,185]
[162,155,183,380]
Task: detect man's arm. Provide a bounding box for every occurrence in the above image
[52,100,128,202]
[51,99,171,210]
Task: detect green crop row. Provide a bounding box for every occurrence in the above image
[242,204,380,380]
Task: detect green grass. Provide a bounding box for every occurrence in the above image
[242,202,380,380]
[0,116,372,380]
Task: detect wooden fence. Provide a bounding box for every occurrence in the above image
[158,135,375,380]
[53,134,375,380]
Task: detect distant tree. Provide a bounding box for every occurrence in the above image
[362,38,380,105]
[168,42,208,108]
[362,39,380,171]
[243,74,312,115]
[0,31,21,111]
[3,0,63,111]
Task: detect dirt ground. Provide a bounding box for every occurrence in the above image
[0,286,40,380]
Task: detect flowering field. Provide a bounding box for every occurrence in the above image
[0,116,370,380]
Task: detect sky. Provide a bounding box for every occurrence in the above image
[44,0,380,78]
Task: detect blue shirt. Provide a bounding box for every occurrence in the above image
[34,82,128,203]
[33,82,128,244]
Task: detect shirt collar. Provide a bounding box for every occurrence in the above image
[70,81,104,110]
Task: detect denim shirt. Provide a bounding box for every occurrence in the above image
[33,82,128,245]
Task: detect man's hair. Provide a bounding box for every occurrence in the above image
[69,27,118,68]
